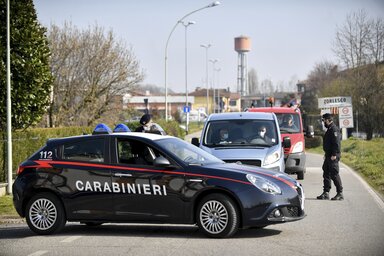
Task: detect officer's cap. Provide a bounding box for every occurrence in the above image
[322,113,333,121]
[140,114,152,125]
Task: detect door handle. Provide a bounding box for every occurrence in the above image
[187,178,203,183]
[114,173,132,177]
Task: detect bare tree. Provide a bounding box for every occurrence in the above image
[260,78,274,95]
[248,68,259,95]
[48,22,144,126]
[301,61,338,114]
[332,10,384,139]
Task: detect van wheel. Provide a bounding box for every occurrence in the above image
[297,172,304,180]
[196,193,239,238]
[26,193,66,235]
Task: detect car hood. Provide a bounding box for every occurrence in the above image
[204,162,297,187]
[202,146,271,161]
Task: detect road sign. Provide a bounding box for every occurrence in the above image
[183,106,190,113]
[339,106,354,128]
[318,96,352,108]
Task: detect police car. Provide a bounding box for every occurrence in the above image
[13,123,305,238]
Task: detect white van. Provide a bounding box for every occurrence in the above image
[192,112,290,173]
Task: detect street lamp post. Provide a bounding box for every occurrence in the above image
[200,44,211,115]
[215,67,221,112]
[164,1,220,121]
[181,21,195,134]
[209,59,218,113]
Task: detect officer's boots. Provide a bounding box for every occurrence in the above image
[331,193,344,200]
[316,192,330,200]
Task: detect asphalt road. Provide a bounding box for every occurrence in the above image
[1,153,383,256]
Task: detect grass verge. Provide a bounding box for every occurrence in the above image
[307,137,384,198]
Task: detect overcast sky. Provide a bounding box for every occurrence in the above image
[34,0,384,93]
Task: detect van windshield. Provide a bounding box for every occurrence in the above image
[203,120,278,147]
[275,113,301,134]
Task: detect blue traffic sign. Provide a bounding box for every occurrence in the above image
[183,106,190,113]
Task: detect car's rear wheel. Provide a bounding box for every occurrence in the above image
[196,193,239,238]
[26,193,66,235]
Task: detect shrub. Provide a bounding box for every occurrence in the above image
[305,136,322,148]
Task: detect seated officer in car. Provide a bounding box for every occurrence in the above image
[257,126,272,144]
[218,128,230,144]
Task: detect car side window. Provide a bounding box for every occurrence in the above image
[117,139,159,166]
[63,138,105,163]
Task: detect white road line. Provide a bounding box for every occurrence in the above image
[60,236,82,243]
[27,251,48,256]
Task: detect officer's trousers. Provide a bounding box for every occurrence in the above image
[322,157,343,193]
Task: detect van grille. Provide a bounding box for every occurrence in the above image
[224,160,262,167]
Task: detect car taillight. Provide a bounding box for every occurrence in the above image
[17,166,26,175]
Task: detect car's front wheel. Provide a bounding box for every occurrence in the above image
[26,193,66,235]
[196,193,239,238]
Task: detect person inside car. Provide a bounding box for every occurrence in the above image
[281,114,297,130]
[257,125,272,144]
[218,128,230,144]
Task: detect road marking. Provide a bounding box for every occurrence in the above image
[61,236,82,243]
[28,251,48,256]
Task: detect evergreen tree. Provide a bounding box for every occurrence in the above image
[0,0,52,130]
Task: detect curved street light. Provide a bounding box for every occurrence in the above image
[200,43,211,115]
[164,1,220,121]
[209,59,219,113]
[181,21,195,134]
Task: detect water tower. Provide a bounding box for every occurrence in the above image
[234,36,251,96]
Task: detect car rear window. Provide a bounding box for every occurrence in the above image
[62,138,105,163]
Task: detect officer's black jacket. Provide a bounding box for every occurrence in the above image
[323,122,341,157]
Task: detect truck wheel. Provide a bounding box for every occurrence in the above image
[26,193,66,235]
[196,193,239,238]
[297,172,304,180]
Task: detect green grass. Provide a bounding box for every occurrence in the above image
[307,137,384,198]
[0,195,18,217]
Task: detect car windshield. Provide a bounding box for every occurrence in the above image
[157,137,223,166]
[203,119,278,147]
[276,113,301,133]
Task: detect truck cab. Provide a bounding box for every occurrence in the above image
[247,107,306,180]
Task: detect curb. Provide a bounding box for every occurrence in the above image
[0,216,25,225]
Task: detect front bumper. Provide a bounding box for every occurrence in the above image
[284,152,306,174]
[240,182,305,228]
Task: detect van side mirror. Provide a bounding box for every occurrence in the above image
[306,125,314,138]
[191,137,200,147]
[283,136,291,148]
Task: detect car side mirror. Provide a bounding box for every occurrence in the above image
[153,156,171,167]
[283,136,291,148]
[191,137,200,147]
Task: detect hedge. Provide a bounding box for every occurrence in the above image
[305,136,323,149]
[0,120,184,182]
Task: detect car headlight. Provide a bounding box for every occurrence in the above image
[246,174,282,195]
[292,142,304,153]
[264,149,281,165]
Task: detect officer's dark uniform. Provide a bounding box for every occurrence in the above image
[135,114,152,133]
[317,114,344,200]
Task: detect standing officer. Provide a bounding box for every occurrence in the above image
[317,113,344,200]
[135,114,152,132]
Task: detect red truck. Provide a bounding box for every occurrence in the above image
[247,107,306,179]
